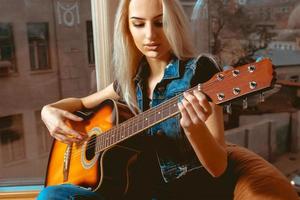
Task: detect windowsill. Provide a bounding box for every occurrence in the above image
[0,185,43,200]
[0,72,19,78]
[30,69,54,75]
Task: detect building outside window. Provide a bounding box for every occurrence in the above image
[0,114,25,164]
[0,0,95,188]
[27,22,50,71]
[0,23,16,76]
[35,111,52,155]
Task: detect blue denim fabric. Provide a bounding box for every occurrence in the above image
[37,184,105,200]
[135,56,206,183]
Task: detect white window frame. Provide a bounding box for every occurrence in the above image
[91,0,119,90]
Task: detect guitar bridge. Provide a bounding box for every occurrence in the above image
[63,144,72,182]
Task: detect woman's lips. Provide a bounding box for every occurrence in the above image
[144,44,160,50]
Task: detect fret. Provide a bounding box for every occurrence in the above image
[107,131,111,146]
[156,109,162,121]
[136,118,142,132]
[95,136,99,152]
[112,129,116,145]
[110,130,115,146]
[132,119,138,135]
[141,113,145,130]
[126,120,132,137]
[148,112,155,126]
[123,124,127,139]
[160,102,169,119]
[99,134,104,150]
[105,134,109,148]
[116,126,120,142]
[121,124,126,140]
[96,136,100,152]
[169,99,178,114]
[144,113,150,127]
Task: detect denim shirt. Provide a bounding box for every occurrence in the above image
[134,55,220,183]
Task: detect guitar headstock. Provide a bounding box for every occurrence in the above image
[202,58,276,105]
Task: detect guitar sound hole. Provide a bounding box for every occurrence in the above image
[85,135,96,161]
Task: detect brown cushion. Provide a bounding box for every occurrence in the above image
[227,144,299,200]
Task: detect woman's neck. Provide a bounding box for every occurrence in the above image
[146,53,172,78]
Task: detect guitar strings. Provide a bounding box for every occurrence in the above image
[67,70,257,160]
[68,69,262,160]
[69,80,253,160]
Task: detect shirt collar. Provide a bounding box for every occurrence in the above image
[134,55,180,84]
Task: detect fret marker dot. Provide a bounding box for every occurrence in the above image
[145,118,148,120]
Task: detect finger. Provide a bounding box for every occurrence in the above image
[178,101,191,127]
[59,123,84,139]
[53,132,78,144]
[193,90,212,115]
[183,91,207,121]
[181,96,200,124]
[61,110,83,122]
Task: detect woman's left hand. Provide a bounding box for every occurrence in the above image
[178,90,212,132]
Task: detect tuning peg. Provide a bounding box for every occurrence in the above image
[243,98,248,109]
[226,103,232,114]
[259,92,265,103]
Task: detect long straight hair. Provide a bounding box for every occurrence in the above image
[113,0,196,112]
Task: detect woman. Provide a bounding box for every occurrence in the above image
[38,0,231,199]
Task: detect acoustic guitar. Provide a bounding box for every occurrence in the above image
[45,58,275,198]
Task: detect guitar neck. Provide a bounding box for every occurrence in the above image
[95,92,182,153]
[95,58,274,153]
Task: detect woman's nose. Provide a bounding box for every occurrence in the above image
[145,24,157,40]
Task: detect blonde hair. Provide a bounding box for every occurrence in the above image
[113,0,196,112]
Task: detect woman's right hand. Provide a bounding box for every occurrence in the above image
[41,105,85,144]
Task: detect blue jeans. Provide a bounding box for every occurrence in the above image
[37,184,105,200]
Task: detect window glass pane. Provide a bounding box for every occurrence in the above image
[0,23,17,74]
[0,0,95,186]
[27,23,50,70]
[185,0,300,67]
[0,115,25,163]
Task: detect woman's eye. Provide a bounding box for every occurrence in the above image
[154,21,163,27]
[132,23,144,27]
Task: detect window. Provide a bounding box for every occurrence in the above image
[35,111,52,155]
[0,23,16,75]
[27,22,50,71]
[281,6,289,13]
[0,114,25,164]
[86,21,95,65]
[0,0,95,187]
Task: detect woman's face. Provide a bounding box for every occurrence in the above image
[128,0,171,61]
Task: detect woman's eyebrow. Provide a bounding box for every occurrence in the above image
[130,14,163,20]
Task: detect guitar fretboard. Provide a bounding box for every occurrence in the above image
[95,90,183,153]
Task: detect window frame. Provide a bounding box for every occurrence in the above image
[27,22,51,71]
[0,23,17,75]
